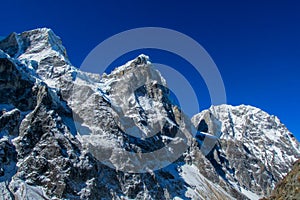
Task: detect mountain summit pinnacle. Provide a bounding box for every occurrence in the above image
[109,54,151,73]
[0,28,70,64]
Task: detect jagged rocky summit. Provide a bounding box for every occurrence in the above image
[0,28,299,200]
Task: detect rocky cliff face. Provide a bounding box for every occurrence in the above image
[0,28,299,200]
[262,159,300,200]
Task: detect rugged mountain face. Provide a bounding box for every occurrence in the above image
[262,159,300,200]
[0,28,299,200]
[192,105,300,199]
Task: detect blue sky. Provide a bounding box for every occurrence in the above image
[1,0,299,140]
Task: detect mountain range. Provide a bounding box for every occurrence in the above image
[0,28,299,200]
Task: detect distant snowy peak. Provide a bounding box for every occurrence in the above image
[193,104,300,157]
[193,104,298,143]
[192,104,300,197]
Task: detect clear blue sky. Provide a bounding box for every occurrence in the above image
[1,0,299,140]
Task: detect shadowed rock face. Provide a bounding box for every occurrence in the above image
[0,58,36,111]
[0,28,299,200]
[0,33,19,57]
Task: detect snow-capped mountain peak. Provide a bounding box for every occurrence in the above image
[192,104,300,198]
[102,54,151,78]
[0,28,72,85]
[0,28,69,62]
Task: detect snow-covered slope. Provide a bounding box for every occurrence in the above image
[0,28,299,200]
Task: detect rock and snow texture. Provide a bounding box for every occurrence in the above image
[192,104,300,199]
[264,159,300,200]
[0,28,299,199]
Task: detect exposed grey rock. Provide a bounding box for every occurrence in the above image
[0,110,19,200]
[262,159,300,200]
[0,33,19,57]
[0,58,35,111]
